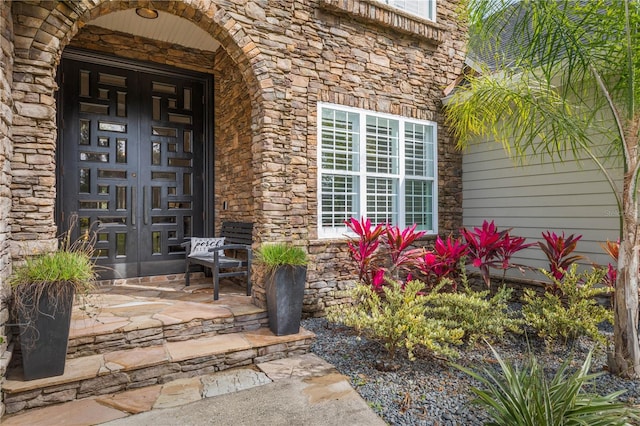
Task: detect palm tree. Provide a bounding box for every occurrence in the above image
[445,0,640,378]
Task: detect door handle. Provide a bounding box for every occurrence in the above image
[131,186,136,226]
[143,186,149,225]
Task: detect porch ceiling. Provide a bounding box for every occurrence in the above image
[90,9,220,52]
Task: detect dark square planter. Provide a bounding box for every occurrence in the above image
[265,265,307,336]
[17,286,75,380]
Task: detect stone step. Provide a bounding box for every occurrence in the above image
[67,295,269,358]
[1,354,343,426]
[3,327,315,415]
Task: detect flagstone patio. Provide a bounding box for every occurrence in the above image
[2,274,315,417]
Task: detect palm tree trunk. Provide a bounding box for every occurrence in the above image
[611,171,640,378]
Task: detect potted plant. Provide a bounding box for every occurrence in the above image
[10,226,96,380]
[256,243,308,336]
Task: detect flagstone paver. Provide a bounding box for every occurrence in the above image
[96,385,163,414]
[165,333,252,362]
[152,377,203,409]
[1,398,128,426]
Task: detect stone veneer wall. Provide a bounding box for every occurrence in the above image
[0,0,14,418]
[213,49,254,228]
[4,0,466,315]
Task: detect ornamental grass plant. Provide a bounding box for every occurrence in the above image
[255,242,308,273]
[455,345,640,426]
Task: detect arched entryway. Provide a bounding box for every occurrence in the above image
[7,1,279,279]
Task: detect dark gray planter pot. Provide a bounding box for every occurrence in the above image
[17,285,75,380]
[266,265,307,336]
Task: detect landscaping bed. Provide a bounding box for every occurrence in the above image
[303,317,640,426]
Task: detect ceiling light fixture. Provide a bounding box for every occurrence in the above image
[136,7,159,19]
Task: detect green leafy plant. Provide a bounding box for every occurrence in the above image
[327,280,463,360]
[521,265,613,346]
[424,282,522,345]
[255,243,308,272]
[455,345,640,426]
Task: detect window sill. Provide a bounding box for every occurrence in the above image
[318,0,443,45]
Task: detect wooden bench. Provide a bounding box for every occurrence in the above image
[182,222,253,300]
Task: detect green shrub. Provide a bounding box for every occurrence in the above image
[424,282,522,345]
[521,264,613,346]
[327,280,464,360]
[455,345,640,426]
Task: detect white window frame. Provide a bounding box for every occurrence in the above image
[317,102,438,239]
[379,0,436,22]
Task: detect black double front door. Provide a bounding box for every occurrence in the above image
[58,52,212,279]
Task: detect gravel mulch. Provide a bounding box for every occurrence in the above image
[301,318,640,426]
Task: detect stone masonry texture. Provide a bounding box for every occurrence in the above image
[0,0,467,413]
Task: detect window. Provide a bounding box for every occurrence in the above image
[378,0,436,21]
[318,103,437,238]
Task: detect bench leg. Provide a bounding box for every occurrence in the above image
[213,267,219,301]
[185,260,191,287]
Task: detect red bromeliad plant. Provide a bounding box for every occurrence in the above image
[345,217,384,287]
[418,235,468,290]
[461,220,533,287]
[601,239,620,298]
[344,218,425,291]
[538,231,584,282]
[384,223,426,280]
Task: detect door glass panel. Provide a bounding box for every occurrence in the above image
[152,216,176,224]
[168,244,183,253]
[99,88,109,100]
[80,217,90,234]
[117,92,127,117]
[168,187,176,195]
[168,99,177,109]
[98,217,127,225]
[98,136,109,147]
[80,151,109,162]
[79,168,90,193]
[80,120,90,145]
[116,186,127,210]
[99,121,127,132]
[153,82,176,94]
[152,186,161,208]
[98,169,127,179]
[116,139,127,163]
[183,173,192,195]
[152,142,161,165]
[169,158,191,167]
[152,126,177,137]
[168,113,192,124]
[168,231,177,239]
[96,249,109,257]
[184,216,192,237]
[184,88,192,110]
[183,130,192,153]
[99,73,127,87]
[168,143,177,152]
[116,233,127,256]
[98,233,108,241]
[152,231,161,254]
[80,102,109,114]
[79,201,108,209]
[152,97,161,120]
[98,185,109,194]
[168,201,191,209]
[152,172,176,180]
[80,70,90,97]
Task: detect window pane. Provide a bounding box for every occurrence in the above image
[405,122,434,177]
[366,116,399,174]
[405,180,433,231]
[385,0,434,20]
[321,174,359,227]
[321,108,359,171]
[366,177,398,225]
